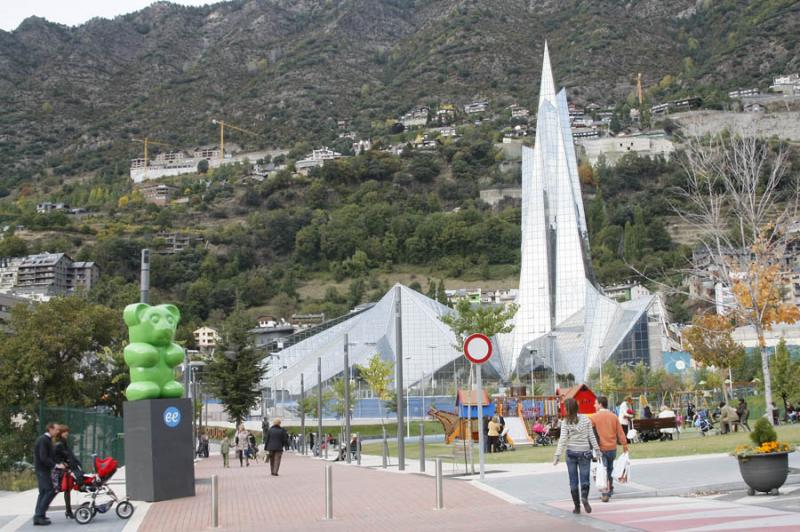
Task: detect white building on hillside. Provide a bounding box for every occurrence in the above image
[577,134,674,165]
[295,147,343,175]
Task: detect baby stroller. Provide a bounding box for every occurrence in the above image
[71,456,134,525]
[535,424,553,446]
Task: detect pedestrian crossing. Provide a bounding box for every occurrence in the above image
[548,495,800,531]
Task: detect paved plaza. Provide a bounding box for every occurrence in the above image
[1,451,799,531]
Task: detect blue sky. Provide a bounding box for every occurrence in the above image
[1,1,212,31]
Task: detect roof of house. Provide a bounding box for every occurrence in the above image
[456,389,490,406]
[559,384,595,400]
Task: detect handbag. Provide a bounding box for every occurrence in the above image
[594,459,608,491]
[612,451,631,483]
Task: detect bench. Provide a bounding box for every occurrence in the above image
[631,417,679,441]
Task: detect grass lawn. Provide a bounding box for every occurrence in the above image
[0,470,37,491]
[362,424,800,464]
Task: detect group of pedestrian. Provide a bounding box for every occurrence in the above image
[222,419,289,475]
[553,396,630,514]
[33,423,82,526]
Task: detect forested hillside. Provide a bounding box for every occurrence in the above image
[1,0,798,188]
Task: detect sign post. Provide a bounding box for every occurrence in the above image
[463,333,492,481]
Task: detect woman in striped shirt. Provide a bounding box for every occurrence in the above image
[553,398,599,514]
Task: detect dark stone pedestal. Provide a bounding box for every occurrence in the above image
[123,398,195,502]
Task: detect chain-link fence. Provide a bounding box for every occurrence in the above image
[38,404,124,467]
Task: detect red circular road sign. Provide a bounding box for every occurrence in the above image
[463,333,493,364]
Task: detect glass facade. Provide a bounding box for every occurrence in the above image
[608,313,651,367]
[500,43,658,382]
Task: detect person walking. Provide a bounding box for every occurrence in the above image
[737,399,751,432]
[591,396,629,503]
[235,424,250,467]
[220,434,231,468]
[553,398,599,515]
[33,422,63,526]
[264,418,289,476]
[618,396,634,443]
[53,425,82,520]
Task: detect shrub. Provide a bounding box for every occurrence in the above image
[750,417,777,446]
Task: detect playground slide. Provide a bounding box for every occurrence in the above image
[505,416,533,445]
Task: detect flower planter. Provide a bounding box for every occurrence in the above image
[736,451,791,495]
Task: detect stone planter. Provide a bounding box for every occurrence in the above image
[737,451,791,495]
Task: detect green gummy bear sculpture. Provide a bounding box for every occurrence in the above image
[123,303,185,401]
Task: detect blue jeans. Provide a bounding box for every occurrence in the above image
[601,450,616,492]
[34,468,55,519]
[566,450,592,490]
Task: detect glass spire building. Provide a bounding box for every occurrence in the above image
[263,43,662,399]
[498,43,659,382]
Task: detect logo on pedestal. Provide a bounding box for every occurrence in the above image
[163,406,181,428]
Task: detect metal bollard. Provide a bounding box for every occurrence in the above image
[324,465,333,520]
[435,458,444,510]
[419,423,426,473]
[211,474,219,527]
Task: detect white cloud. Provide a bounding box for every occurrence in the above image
[0,1,212,32]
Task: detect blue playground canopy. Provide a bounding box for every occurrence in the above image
[455,389,496,419]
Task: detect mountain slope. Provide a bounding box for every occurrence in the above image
[0,0,798,187]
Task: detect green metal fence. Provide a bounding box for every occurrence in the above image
[39,405,124,467]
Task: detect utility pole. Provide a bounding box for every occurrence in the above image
[317,357,323,458]
[140,249,150,304]
[344,334,351,464]
[395,286,405,471]
[300,373,306,455]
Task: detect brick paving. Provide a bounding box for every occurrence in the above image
[140,453,575,531]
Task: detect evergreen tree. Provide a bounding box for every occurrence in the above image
[770,338,799,412]
[436,279,448,305]
[632,206,647,252]
[426,278,437,300]
[623,221,637,260]
[587,188,608,237]
[204,306,267,424]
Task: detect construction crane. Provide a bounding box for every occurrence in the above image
[210,119,259,162]
[132,137,173,177]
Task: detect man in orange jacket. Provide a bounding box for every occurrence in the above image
[591,396,629,502]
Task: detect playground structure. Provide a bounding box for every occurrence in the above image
[429,386,567,447]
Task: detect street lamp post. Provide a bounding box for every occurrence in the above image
[405,356,412,438]
[344,334,351,464]
[394,286,405,471]
[548,332,557,394]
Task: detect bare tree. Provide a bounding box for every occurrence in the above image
[673,133,800,424]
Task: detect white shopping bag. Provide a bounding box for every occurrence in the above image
[594,458,608,491]
[612,452,631,484]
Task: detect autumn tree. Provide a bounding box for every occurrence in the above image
[683,314,745,401]
[674,134,800,424]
